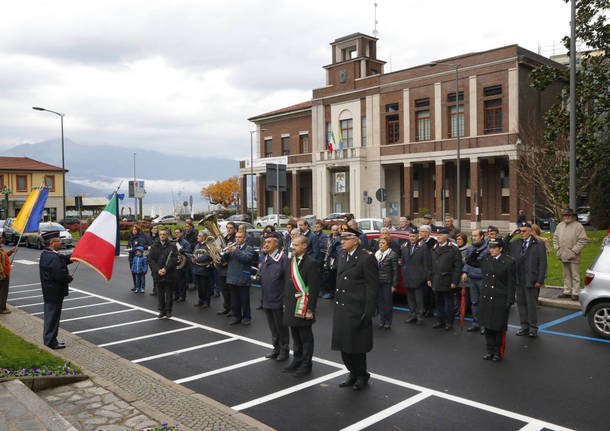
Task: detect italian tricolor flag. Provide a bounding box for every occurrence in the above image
[71,193,120,282]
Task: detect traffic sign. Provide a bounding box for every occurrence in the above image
[183,201,188,207]
[366,196,373,205]
[375,188,387,202]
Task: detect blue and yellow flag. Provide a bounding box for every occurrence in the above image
[13,187,49,234]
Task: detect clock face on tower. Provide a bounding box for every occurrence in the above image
[339,70,347,84]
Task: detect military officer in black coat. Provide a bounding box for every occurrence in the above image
[39,231,73,349]
[467,237,516,361]
[283,235,320,376]
[148,228,179,318]
[428,228,462,330]
[332,226,379,390]
[400,229,430,325]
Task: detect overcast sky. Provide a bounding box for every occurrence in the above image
[0,0,571,161]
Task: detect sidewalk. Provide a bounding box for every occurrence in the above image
[0,306,273,431]
[538,285,582,310]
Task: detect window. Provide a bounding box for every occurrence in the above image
[264,139,273,157]
[44,207,57,221]
[416,110,431,141]
[484,99,502,133]
[281,136,290,155]
[386,114,400,144]
[500,165,509,214]
[386,103,399,112]
[339,119,353,148]
[447,91,464,102]
[415,98,430,108]
[300,186,310,208]
[16,175,27,192]
[361,117,367,147]
[448,105,465,137]
[44,175,55,191]
[484,85,502,97]
[299,134,309,153]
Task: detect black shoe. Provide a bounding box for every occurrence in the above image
[294,366,312,377]
[444,324,453,331]
[256,305,263,310]
[226,313,234,318]
[404,316,417,324]
[176,297,185,303]
[480,328,486,335]
[242,319,251,326]
[201,304,209,309]
[265,351,279,359]
[165,313,172,319]
[217,309,229,315]
[492,354,503,362]
[352,377,369,391]
[276,351,289,362]
[467,325,480,332]
[483,353,493,360]
[377,323,385,329]
[150,292,157,296]
[229,319,241,325]
[157,313,165,319]
[528,330,538,338]
[432,322,444,329]
[339,376,357,387]
[48,343,66,350]
[516,328,529,336]
[213,292,220,297]
[283,361,300,372]
[558,293,571,299]
[131,287,137,292]
[415,319,423,326]
[194,303,203,307]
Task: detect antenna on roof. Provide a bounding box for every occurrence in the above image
[373,1,379,39]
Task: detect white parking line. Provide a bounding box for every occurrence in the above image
[339,392,432,431]
[132,337,239,364]
[97,326,197,347]
[61,309,136,323]
[8,294,42,300]
[16,295,92,308]
[13,259,37,265]
[519,422,546,431]
[174,357,269,385]
[65,286,573,431]
[31,301,114,316]
[72,318,158,334]
[231,369,348,411]
[10,282,41,288]
[8,288,40,295]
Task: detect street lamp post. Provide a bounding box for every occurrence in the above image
[427,63,461,230]
[32,107,66,222]
[249,128,267,224]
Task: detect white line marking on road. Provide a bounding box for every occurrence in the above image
[519,422,546,431]
[174,357,269,385]
[339,392,432,431]
[13,259,37,265]
[61,309,136,323]
[8,288,40,295]
[231,369,348,411]
[31,301,114,316]
[119,254,129,257]
[8,294,42,300]
[97,326,197,347]
[132,337,239,363]
[10,282,41,288]
[66,286,573,431]
[15,295,92,308]
[72,318,158,334]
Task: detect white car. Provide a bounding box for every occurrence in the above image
[576,206,591,225]
[152,215,178,225]
[356,218,384,233]
[255,214,290,228]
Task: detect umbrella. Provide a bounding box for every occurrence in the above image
[459,287,467,330]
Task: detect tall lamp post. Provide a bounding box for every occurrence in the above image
[427,62,461,230]
[32,106,66,221]
[249,128,267,224]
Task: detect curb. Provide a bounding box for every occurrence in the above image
[0,375,89,392]
[538,297,582,310]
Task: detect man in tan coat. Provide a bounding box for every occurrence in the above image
[553,208,588,300]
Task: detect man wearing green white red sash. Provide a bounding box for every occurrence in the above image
[282,235,320,377]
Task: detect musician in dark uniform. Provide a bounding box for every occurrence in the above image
[192,231,214,308]
[467,237,516,361]
[283,235,320,376]
[172,227,192,302]
[216,222,237,316]
[401,228,430,326]
[148,228,179,318]
[39,231,73,349]
[428,228,462,330]
[332,225,379,390]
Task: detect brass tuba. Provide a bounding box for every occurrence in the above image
[198,213,227,266]
[193,237,222,266]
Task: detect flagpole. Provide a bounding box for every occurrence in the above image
[10,181,47,264]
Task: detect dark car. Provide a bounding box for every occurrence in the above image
[2,218,19,245]
[59,217,89,232]
[228,213,252,223]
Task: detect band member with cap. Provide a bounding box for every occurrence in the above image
[148,228,179,318]
[428,227,462,330]
[192,231,214,308]
[332,225,379,390]
[467,237,516,361]
[39,231,73,349]
[401,228,430,326]
[283,235,320,376]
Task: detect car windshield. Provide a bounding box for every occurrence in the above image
[358,221,371,230]
[590,247,610,274]
[576,207,589,214]
[40,223,66,232]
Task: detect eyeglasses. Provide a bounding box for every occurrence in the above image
[519,229,528,233]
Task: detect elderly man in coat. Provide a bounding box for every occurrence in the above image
[553,208,588,300]
[332,225,379,391]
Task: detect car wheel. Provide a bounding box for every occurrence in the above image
[587,302,610,340]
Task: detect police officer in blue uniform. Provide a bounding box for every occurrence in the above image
[39,231,73,349]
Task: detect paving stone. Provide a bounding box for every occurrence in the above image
[96,409,122,419]
[103,393,119,403]
[43,395,61,402]
[73,380,94,388]
[95,426,130,431]
[124,414,150,427]
[15,422,46,431]
[84,417,108,425]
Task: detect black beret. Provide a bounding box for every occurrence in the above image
[488,237,505,247]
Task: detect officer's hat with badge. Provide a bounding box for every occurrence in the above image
[41,230,60,245]
[340,224,360,238]
[488,237,505,248]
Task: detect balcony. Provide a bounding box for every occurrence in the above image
[317,147,363,162]
[379,134,516,156]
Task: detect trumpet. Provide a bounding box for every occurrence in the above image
[220,242,237,255]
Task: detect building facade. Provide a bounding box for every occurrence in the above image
[240,33,563,230]
[0,157,67,221]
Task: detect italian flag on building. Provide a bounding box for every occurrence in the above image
[71,193,120,282]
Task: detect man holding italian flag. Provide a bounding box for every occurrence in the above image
[282,235,320,377]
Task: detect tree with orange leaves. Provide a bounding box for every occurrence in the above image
[201,176,239,207]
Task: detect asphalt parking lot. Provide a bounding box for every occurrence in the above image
[5,246,609,431]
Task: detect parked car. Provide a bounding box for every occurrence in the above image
[254,214,290,228]
[2,218,18,245]
[532,212,555,231]
[228,213,253,223]
[152,215,178,225]
[576,206,591,225]
[322,213,352,228]
[580,244,610,339]
[244,228,286,254]
[356,218,384,233]
[25,222,73,249]
[59,217,89,232]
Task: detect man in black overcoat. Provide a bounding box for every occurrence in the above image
[332,226,379,390]
[401,228,430,325]
[283,235,320,376]
[148,228,179,318]
[39,231,73,349]
[428,228,462,330]
[467,237,516,361]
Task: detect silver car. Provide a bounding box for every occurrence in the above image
[580,244,610,339]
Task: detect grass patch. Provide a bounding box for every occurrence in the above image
[0,325,81,377]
